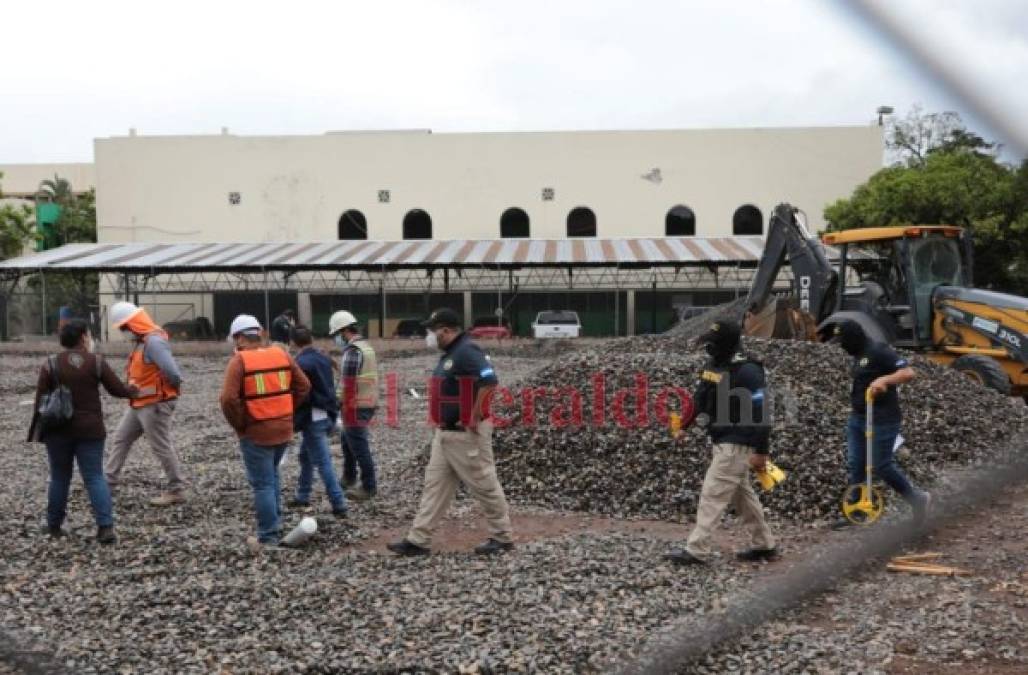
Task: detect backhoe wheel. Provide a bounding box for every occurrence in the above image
[951,354,1011,395]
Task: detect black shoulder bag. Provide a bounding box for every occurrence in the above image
[38,355,74,432]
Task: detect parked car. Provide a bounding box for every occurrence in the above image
[163,317,216,340]
[531,310,581,338]
[468,316,512,340]
[393,319,427,339]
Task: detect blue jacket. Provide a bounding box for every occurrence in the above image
[293,346,339,430]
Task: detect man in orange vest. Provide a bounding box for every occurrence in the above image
[220,314,310,546]
[105,301,187,506]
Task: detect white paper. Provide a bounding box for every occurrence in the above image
[893,434,905,452]
[312,407,328,422]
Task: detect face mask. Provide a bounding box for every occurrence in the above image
[704,342,733,363]
[334,334,347,348]
[120,328,134,340]
[837,325,867,356]
[425,330,439,350]
[85,336,96,353]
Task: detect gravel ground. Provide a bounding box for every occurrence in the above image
[0,345,1025,673]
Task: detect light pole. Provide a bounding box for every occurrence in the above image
[876,105,894,126]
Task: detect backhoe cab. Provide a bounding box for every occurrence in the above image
[742,204,1028,398]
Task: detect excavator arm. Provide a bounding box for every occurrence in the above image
[743,203,836,338]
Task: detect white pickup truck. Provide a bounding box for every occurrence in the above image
[531,310,582,338]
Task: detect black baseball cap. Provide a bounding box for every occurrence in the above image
[422,308,462,329]
[698,320,741,349]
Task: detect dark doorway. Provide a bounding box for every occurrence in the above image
[403,209,433,239]
[500,207,530,238]
[567,206,597,237]
[338,210,368,240]
[665,205,696,236]
[733,205,763,235]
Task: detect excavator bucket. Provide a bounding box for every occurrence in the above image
[743,297,818,341]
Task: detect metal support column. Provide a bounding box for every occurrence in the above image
[40,271,47,334]
[626,289,636,336]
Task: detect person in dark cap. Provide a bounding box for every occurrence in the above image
[388,308,514,556]
[664,319,777,566]
[832,321,929,529]
[270,309,296,346]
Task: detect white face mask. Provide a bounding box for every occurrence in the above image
[334,334,348,348]
[425,330,439,350]
[120,328,134,340]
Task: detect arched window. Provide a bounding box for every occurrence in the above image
[338,210,368,240]
[665,205,696,236]
[500,207,530,238]
[567,206,596,237]
[733,204,763,235]
[403,209,432,239]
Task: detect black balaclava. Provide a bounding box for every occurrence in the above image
[699,320,741,365]
[836,321,868,356]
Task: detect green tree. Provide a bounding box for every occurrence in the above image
[824,109,1028,295]
[0,172,36,260]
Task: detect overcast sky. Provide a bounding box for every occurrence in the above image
[1,0,1026,163]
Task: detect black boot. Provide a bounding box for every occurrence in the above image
[386,539,430,557]
[43,526,65,539]
[735,547,778,562]
[97,525,117,545]
[474,538,514,555]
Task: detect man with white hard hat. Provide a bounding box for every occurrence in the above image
[104,301,188,506]
[329,310,379,501]
[220,315,310,546]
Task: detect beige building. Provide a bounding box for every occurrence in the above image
[92,126,881,244]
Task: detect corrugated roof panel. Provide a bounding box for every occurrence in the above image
[664,238,695,262]
[612,240,636,263]
[197,243,265,267]
[692,239,725,261]
[130,244,197,267]
[584,239,604,263]
[1,236,872,271]
[425,240,464,264]
[555,240,572,263]
[638,239,667,263]
[405,241,444,265]
[464,240,494,264]
[296,241,345,265]
[526,240,546,263]
[375,241,414,265]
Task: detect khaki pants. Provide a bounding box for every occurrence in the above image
[686,443,775,560]
[407,420,512,547]
[104,400,186,493]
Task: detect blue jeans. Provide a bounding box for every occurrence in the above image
[846,415,916,503]
[239,438,287,543]
[45,437,113,529]
[341,408,377,493]
[295,418,347,512]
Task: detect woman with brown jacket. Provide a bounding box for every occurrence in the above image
[29,319,137,543]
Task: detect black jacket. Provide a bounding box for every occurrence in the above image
[693,355,771,453]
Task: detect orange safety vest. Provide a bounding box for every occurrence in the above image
[127,335,180,409]
[239,347,294,421]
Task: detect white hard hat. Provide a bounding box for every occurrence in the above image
[110,301,142,328]
[328,310,358,336]
[229,314,263,337]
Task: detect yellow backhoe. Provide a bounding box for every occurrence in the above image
[743,203,1028,399]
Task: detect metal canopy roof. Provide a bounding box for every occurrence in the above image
[0,237,795,273]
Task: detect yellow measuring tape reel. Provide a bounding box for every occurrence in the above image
[841,388,886,524]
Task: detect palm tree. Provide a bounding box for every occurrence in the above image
[37,174,74,205]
